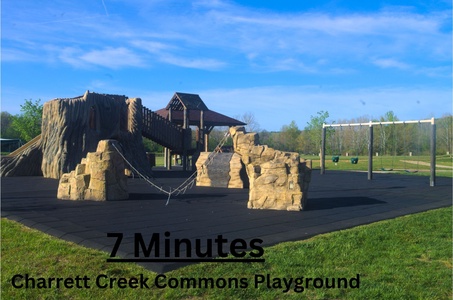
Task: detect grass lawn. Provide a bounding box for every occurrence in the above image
[304,154,452,177]
[152,153,452,177]
[2,207,452,299]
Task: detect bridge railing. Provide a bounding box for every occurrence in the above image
[142,106,188,151]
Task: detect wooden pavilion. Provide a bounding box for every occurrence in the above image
[155,92,246,170]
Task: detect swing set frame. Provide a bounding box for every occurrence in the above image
[320,118,436,187]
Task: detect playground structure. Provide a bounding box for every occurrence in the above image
[2,90,312,210]
[320,118,437,186]
[0,90,313,210]
[1,91,244,179]
[152,92,246,171]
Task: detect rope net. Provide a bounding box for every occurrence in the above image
[112,130,231,205]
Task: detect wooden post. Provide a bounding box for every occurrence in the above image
[204,126,213,152]
[165,148,171,170]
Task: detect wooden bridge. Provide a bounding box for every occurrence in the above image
[141,106,191,153]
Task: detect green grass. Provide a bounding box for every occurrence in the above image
[302,154,453,177]
[2,207,452,299]
[155,154,164,167]
[151,153,452,176]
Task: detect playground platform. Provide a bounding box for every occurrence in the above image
[1,170,451,273]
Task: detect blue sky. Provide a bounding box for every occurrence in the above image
[2,0,451,131]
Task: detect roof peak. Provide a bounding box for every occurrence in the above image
[166,92,209,111]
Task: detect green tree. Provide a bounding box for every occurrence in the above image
[1,111,19,138]
[279,120,301,152]
[259,129,276,149]
[142,137,164,153]
[304,111,330,154]
[11,99,43,142]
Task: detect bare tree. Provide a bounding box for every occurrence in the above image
[437,114,453,155]
[236,112,260,133]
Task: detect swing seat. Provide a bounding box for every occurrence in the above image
[332,156,340,163]
[350,157,359,164]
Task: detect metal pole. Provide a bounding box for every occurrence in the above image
[430,118,436,187]
[368,123,373,180]
[324,119,433,128]
[321,125,326,174]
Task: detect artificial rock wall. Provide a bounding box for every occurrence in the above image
[57,140,128,201]
[196,152,247,188]
[230,126,312,211]
[195,127,311,211]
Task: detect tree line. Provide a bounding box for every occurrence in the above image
[1,100,452,156]
[209,111,452,157]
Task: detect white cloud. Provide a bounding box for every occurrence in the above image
[130,40,226,70]
[2,1,450,73]
[130,40,175,53]
[1,48,38,62]
[195,7,450,60]
[59,47,146,69]
[158,54,226,70]
[59,47,85,67]
[80,47,145,69]
[372,58,410,70]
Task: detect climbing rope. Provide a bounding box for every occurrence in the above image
[112,130,231,205]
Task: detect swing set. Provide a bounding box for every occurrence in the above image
[321,118,437,187]
[329,125,363,165]
[377,122,423,173]
[378,123,396,171]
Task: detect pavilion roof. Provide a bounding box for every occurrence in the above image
[156,92,246,128]
[165,92,209,111]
